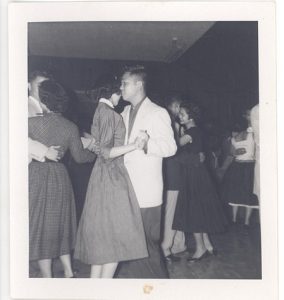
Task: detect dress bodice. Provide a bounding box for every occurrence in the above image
[231,128,255,161]
[181,127,203,154]
[91,102,126,160]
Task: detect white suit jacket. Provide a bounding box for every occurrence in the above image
[121,97,177,208]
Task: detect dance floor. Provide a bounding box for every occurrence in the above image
[30,221,262,279]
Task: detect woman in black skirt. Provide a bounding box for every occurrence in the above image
[172,102,227,262]
[221,116,259,226]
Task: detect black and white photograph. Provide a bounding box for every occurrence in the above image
[27,20,261,280]
[8,1,277,300]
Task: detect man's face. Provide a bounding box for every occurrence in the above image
[242,109,251,122]
[168,101,180,118]
[28,75,48,100]
[120,72,140,103]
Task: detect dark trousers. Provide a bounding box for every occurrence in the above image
[117,205,169,278]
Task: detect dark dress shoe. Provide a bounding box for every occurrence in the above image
[187,250,209,263]
[165,254,181,263]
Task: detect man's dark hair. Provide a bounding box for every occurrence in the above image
[123,65,148,91]
[165,92,183,107]
[28,70,52,82]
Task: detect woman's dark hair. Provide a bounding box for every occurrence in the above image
[180,102,201,122]
[231,117,248,133]
[96,75,121,100]
[39,80,69,113]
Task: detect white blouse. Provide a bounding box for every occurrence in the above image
[231,127,255,161]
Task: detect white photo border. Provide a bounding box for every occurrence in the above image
[9,1,277,299]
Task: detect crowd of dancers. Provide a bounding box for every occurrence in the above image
[28,65,260,278]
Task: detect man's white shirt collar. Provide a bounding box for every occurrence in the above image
[28,95,43,115]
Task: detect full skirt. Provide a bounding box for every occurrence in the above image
[221,161,259,208]
[29,161,77,261]
[173,157,227,233]
[74,157,148,265]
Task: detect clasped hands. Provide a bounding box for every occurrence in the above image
[134,130,149,151]
[83,130,149,155]
[82,132,100,153]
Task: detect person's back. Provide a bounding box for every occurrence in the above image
[91,102,126,152]
[29,113,92,163]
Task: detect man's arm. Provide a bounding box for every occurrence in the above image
[29,138,48,162]
[28,138,62,163]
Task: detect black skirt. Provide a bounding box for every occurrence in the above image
[221,161,259,207]
[172,154,227,233]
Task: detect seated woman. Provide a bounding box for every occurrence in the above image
[221,116,259,227]
[29,80,96,278]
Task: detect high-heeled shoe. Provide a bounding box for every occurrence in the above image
[187,250,209,263]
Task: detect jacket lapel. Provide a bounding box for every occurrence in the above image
[128,97,151,142]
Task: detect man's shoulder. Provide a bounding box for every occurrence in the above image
[145,97,167,114]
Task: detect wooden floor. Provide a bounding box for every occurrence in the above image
[30,221,262,279]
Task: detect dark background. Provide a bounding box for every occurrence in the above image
[28,21,258,133]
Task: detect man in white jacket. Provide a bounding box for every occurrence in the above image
[119,65,177,278]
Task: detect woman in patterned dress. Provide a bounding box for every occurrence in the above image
[74,76,148,278]
[29,80,95,278]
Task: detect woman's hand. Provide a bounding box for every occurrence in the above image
[137,130,150,143]
[134,130,150,151]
